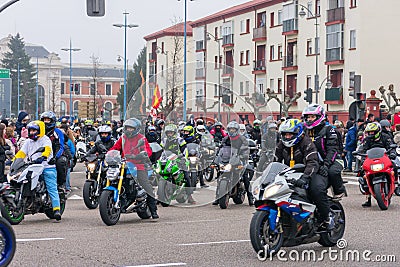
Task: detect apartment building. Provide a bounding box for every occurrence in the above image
[187,0,400,123]
[144,22,194,120]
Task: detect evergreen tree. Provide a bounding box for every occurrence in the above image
[1,33,36,116]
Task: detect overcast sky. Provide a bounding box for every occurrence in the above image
[0,0,248,65]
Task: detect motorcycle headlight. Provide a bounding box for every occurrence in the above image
[189,157,197,164]
[224,164,232,172]
[87,163,96,173]
[106,168,120,181]
[263,184,282,199]
[371,164,384,172]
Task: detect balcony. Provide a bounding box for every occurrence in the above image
[195,68,205,79]
[148,52,156,62]
[222,65,234,77]
[282,55,298,70]
[252,27,266,41]
[252,59,266,74]
[324,86,343,105]
[196,40,205,51]
[326,7,345,24]
[282,19,298,35]
[222,34,234,48]
[326,48,344,64]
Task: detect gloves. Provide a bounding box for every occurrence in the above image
[319,165,329,177]
[33,156,46,164]
[294,175,310,189]
[389,153,397,160]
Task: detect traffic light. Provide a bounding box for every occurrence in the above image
[222,89,231,105]
[86,0,105,17]
[74,84,80,93]
[349,74,361,98]
[303,88,312,104]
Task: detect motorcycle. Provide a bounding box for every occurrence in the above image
[249,162,345,258]
[354,146,397,210]
[0,148,67,225]
[156,151,189,207]
[0,185,16,266]
[83,150,108,209]
[98,150,151,226]
[185,143,202,189]
[215,145,246,209]
[75,140,87,162]
[149,142,163,186]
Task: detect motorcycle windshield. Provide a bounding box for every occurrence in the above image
[76,141,86,151]
[218,146,232,163]
[105,150,122,166]
[186,143,200,157]
[367,147,386,159]
[258,162,288,186]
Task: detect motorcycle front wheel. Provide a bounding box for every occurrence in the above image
[374,182,390,210]
[0,196,24,225]
[99,190,121,226]
[0,217,16,266]
[204,167,214,182]
[83,180,99,209]
[249,210,283,258]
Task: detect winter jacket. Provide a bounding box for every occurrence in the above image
[345,125,357,152]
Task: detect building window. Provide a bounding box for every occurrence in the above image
[240,82,244,95]
[214,84,218,96]
[240,20,246,33]
[307,39,312,55]
[90,83,96,95]
[246,50,250,65]
[278,45,282,60]
[61,83,65,94]
[245,81,250,95]
[60,101,66,116]
[246,19,250,33]
[214,56,218,69]
[161,42,165,53]
[307,1,313,18]
[326,24,344,61]
[350,0,357,8]
[73,101,79,117]
[328,0,344,9]
[350,30,356,49]
[277,10,282,25]
[240,51,244,65]
[270,45,275,60]
[306,75,312,89]
[219,56,222,68]
[316,0,321,15]
[270,79,274,91]
[277,78,282,93]
[270,12,274,27]
[349,71,355,88]
[315,37,320,54]
[106,84,112,95]
[215,27,218,39]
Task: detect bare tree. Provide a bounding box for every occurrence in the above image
[379,84,400,114]
[89,55,101,120]
[266,88,301,118]
[245,92,269,119]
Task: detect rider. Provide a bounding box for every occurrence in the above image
[210,122,227,143]
[239,124,251,139]
[145,125,161,144]
[250,119,262,145]
[109,118,159,219]
[302,104,346,199]
[12,121,61,220]
[360,122,396,207]
[213,121,250,205]
[161,124,197,204]
[256,122,278,175]
[275,119,333,231]
[379,119,394,141]
[85,125,115,157]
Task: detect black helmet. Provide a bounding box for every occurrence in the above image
[123,118,141,138]
[40,111,57,134]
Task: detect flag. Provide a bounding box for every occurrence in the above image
[139,69,145,114]
[151,84,162,109]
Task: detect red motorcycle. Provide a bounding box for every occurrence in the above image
[355,147,396,210]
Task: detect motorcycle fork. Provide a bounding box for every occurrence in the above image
[114,163,125,208]
[95,162,102,196]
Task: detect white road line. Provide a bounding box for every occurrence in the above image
[72,171,86,174]
[17,237,64,242]
[163,219,222,225]
[178,239,250,246]
[125,263,187,267]
[346,181,358,185]
[68,194,83,200]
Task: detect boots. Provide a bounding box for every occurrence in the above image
[188,195,197,204]
[362,195,371,207]
[247,193,254,206]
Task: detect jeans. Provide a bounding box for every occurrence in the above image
[43,167,60,210]
[345,150,354,171]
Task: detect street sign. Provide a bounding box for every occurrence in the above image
[0,78,12,119]
[0,69,10,78]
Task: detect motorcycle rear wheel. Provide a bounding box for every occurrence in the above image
[83,181,99,209]
[99,190,121,226]
[0,217,16,266]
[374,182,390,210]
[319,201,346,247]
[249,210,283,258]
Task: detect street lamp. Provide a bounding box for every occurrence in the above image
[156,46,168,98]
[11,62,25,113]
[206,32,222,121]
[61,40,81,119]
[178,0,194,121]
[299,4,320,103]
[113,12,139,120]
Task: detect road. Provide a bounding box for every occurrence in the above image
[9,164,399,267]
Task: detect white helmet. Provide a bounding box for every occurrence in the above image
[196,125,207,135]
[98,125,112,134]
[239,124,247,136]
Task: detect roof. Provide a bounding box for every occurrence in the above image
[25,45,50,58]
[144,22,193,41]
[61,67,122,78]
[190,0,282,28]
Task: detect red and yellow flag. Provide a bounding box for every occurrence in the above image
[151,84,162,109]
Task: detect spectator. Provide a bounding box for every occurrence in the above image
[344,119,363,172]
[0,123,11,182]
[346,118,355,130]
[15,111,30,137]
[394,124,400,146]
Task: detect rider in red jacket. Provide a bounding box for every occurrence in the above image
[110,118,159,219]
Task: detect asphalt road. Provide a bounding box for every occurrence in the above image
[8,164,399,267]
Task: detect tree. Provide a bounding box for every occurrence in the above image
[89,55,101,120]
[266,88,301,118]
[1,33,36,115]
[245,92,269,119]
[379,84,399,114]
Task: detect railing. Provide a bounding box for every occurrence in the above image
[282,55,297,68]
[253,27,266,40]
[222,34,234,46]
[282,18,298,33]
[195,68,205,78]
[327,7,345,22]
[326,48,343,61]
[325,87,343,101]
[196,40,204,51]
[253,59,266,71]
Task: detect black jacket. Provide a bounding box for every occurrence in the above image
[220,135,249,163]
[363,132,394,154]
[274,135,319,178]
[87,138,116,156]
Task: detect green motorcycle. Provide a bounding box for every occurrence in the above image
[156,151,189,207]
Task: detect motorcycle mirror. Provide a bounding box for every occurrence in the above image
[390,144,398,149]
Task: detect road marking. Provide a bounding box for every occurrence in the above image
[125,263,187,267]
[17,237,64,242]
[72,171,86,174]
[178,239,250,246]
[163,219,223,225]
[346,181,358,185]
[68,194,83,200]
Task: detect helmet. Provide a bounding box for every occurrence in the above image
[239,124,247,136]
[253,119,261,129]
[40,111,57,133]
[279,119,304,147]
[182,125,195,141]
[74,126,81,132]
[364,122,381,141]
[302,104,326,129]
[156,119,165,126]
[196,119,204,126]
[178,121,186,131]
[227,121,240,137]
[98,125,112,142]
[196,125,207,135]
[123,118,141,138]
[84,119,94,126]
[214,122,223,128]
[27,121,45,141]
[164,124,178,140]
[379,119,391,129]
[147,125,157,136]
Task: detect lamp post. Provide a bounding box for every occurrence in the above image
[156,46,169,99]
[11,62,25,113]
[299,4,320,103]
[206,32,222,121]
[113,12,138,120]
[35,57,39,119]
[61,39,81,119]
